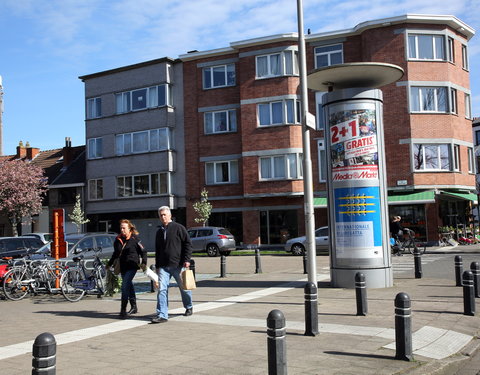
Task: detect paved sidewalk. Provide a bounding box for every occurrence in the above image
[1,253,479,374]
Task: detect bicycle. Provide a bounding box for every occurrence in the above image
[2,256,65,301]
[60,248,106,302]
[391,228,425,255]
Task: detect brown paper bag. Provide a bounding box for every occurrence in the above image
[181,269,196,290]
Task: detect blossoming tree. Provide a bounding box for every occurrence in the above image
[0,159,47,236]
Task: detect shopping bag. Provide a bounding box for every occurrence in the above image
[181,268,196,290]
[144,267,158,283]
[112,259,121,275]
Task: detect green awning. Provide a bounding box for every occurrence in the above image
[387,191,436,205]
[441,191,478,203]
[313,197,327,207]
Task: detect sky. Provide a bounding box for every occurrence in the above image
[0,0,479,155]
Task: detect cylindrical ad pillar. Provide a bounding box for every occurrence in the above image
[323,87,392,288]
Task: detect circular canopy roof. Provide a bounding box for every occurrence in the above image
[307,62,404,92]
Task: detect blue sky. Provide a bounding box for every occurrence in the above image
[1,0,479,155]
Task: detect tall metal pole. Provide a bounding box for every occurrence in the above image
[297,0,317,286]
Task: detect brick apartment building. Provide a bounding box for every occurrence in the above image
[180,14,476,245]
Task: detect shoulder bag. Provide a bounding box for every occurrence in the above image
[112,242,126,275]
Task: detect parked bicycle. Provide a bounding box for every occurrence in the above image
[60,248,106,302]
[2,256,65,301]
[391,228,425,255]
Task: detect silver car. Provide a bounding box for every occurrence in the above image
[64,233,117,259]
[187,227,236,257]
[284,226,329,255]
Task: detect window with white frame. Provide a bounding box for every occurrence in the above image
[408,34,445,60]
[317,140,327,182]
[87,97,102,119]
[259,153,303,180]
[256,50,299,78]
[115,84,170,114]
[205,160,239,184]
[465,93,472,119]
[117,173,169,197]
[316,92,326,130]
[468,147,474,173]
[258,99,300,126]
[410,86,448,113]
[462,44,469,70]
[450,88,457,114]
[453,144,460,171]
[204,109,237,134]
[203,63,235,89]
[116,128,171,155]
[88,179,103,200]
[87,137,103,159]
[447,37,454,63]
[413,144,451,171]
[314,44,343,68]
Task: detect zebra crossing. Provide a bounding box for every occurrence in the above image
[392,253,444,274]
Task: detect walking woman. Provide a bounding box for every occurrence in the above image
[108,219,147,319]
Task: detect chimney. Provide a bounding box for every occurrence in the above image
[25,141,40,160]
[63,137,73,167]
[16,141,26,159]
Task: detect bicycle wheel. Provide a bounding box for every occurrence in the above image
[60,268,86,302]
[95,266,106,295]
[3,268,29,301]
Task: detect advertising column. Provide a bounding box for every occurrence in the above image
[323,88,392,288]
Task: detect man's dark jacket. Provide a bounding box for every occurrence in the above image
[155,221,192,268]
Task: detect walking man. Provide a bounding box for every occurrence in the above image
[151,206,193,324]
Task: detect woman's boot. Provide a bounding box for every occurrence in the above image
[128,298,138,315]
[120,299,128,319]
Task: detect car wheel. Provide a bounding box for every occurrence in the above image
[291,243,305,256]
[206,244,219,257]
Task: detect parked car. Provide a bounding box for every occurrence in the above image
[64,233,117,259]
[0,236,46,258]
[23,232,53,244]
[187,227,236,257]
[284,226,330,255]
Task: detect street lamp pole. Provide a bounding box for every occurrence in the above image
[297,0,317,286]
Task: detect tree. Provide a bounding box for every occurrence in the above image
[193,188,212,226]
[68,194,90,233]
[0,159,48,236]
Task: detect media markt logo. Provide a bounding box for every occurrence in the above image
[333,169,378,181]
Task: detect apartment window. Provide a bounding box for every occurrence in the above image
[87,137,103,159]
[410,86,448,113]
[86,97,102,119]
[260,153,303,180]
[408,34,445,60]
[117,173,169,197]
[450,88,457,114]
[115,84,170,114]
[205,160,239,184]
[453,144,460,171]
[314,44,343,68]
[413,144,450,171]
[465,93,472,119]
[205,110,237,134]
[462,45,469,70]
[258,99,300,126]
[475,130,480,146]
[116,128,171,155]
[447,37,454,63]
[256,50,299,78]
[203,63,235,89]
[317,140,327,182]
[468,147,474,173]
[88,179,103,200]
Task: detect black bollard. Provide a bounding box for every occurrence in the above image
[413,248,422,279]
[190,258,196,279]
[463,271,475,316]
[455,255,463,286]
[394,292,413,361]
[267,309,287,375]
[255,248,263,274]
[220,255,226,278]
[302,252,307,274]
[149,264,156,292]
[470,262,480,298]
[304,282,319,336]
[32,332,56,375]
[355,272,367,316]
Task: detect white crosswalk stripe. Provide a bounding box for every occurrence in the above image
[392,254,444,273]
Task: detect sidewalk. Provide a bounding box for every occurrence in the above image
[1,254,479,374]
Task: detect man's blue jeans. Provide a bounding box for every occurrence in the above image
[156,266,193,319]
